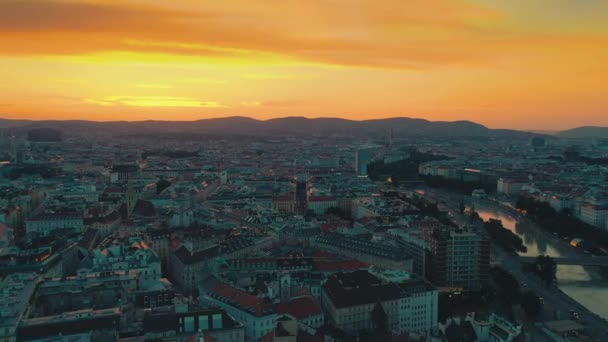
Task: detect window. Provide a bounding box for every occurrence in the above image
[212,313,223,329]
[184,316,195,333]
[199,315,209,330]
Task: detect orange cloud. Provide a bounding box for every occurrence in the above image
[0,0,607,129]
[84,96,226,108]
[0,0,504,68]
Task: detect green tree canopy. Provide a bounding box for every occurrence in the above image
[535,255,557,287]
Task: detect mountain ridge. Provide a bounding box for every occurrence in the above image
[0,116,549,138]
[557,126,608,139]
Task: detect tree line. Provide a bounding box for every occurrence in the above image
[516,196,608,253]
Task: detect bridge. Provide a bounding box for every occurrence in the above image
[519,256,608,267]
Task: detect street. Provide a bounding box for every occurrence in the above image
[417,187,608,340]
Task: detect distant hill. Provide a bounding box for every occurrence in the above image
[27,127,63,142]
[0,116,545,139]
[558,126,608,139]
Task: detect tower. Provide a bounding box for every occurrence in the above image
[280,272,291,303]
[355,148,370,176]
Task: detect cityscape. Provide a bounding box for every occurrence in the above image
[2,1,608,342]
[0,119,607,342]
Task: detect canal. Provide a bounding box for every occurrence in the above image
[472,199,608,320]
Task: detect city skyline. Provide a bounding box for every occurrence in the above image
[1,0,608,130]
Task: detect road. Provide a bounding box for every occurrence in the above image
[417,187,608,340]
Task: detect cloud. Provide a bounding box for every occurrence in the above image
[0,0,195,32]
[0,0,567,69]
[243,73,293,80]
[84,96,226,108]
[260,100,307,107]
[135,84,173,89]
[241,101,261,107]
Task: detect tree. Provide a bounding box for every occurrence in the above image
[535,255,557,287]
[325,206,346,218]
[445,321,476,342]
[371,301,388,334]
[484,218,527,253]
[491,267,521,306]
[370,301,390,341]
[516,195,608,250]
[156,178,171,194]
[469,209,481,223]
[521,291,542,317]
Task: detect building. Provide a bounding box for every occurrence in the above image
[78,238,161,281]
[201,280,278,342]
[464,312,523,342]
[497,178,528,197]
[388,229,432,279]
[170,245,219,296]
[321,270,437,337]
[18,308,121,341]
[110,164,139,183]
[397,277,439,336]
[32,272,138,316]
[83,207,121,238]
[0,273,40,342]
[576,192,608,229]
[355,149,371,177]
[142,305,245,342]
[275,295,324,329]
[0,246,64,277]
[306,196,337,215]
[428,227,490,291]
[25,212,83,237]
[272,194,296,214]
[313,233,413,272]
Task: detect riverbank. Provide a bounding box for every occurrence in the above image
[469,197,608,324]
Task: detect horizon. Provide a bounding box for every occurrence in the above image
[0,115,604,132]
[1,1,608,130]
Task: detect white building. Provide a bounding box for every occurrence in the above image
[79,238,161,282]
[25,213,83,237]
[576,192,608,229]
[497,178,528,197]
[321,270,437,338]
[464,312,522,342]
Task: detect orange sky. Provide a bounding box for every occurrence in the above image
[1,0,607,129]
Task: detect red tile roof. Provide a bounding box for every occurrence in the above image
[260,331,274,342]
[0,223,11,240]
[320,223,338,233]
[208,283,273,317]
[275,296,322,320]
[311,250,336,259]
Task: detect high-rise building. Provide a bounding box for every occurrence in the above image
[428,227,490,291]
[355,148,370,176]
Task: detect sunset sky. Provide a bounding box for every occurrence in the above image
[0,0,607,129]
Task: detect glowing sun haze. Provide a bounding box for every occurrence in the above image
[1,0,607,129]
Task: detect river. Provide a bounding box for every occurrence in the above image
[471,199,608,320]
